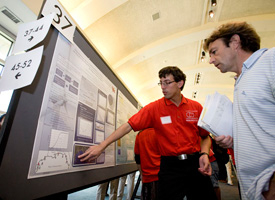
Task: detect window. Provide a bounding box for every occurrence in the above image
[0,30,14,113]
[0,32,13,74]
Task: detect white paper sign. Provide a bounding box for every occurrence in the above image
[0,46,44,92]
[42,0,76,43]
[12,13,54,54]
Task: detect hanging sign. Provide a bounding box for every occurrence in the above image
[12,13,54,54]
[42,0,76,43]
[0,46,44,92]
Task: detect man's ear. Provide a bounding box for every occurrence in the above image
[230,34,241,50]
[177,80,184,88]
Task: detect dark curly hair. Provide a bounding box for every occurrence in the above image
[159,66,186,90]
[204,22,260,53]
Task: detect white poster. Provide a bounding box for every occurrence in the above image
[28,33,117,179]
[116,90,138,164]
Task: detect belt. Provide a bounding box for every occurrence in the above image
[162,152,199,161]
[177,152,199,160]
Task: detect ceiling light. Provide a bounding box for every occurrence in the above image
[194,73,202,85]
[209,10,214,18]
[192,91,198,99]
[211,0,217,7]
[152,12,160,21]
[201,51,206,62]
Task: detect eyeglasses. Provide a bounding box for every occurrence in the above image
[158,81,175,86]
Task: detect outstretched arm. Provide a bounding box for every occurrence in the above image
[78,122,133,162]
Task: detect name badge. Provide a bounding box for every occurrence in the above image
[160,116,172,124]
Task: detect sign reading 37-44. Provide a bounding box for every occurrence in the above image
[0,46,43,92]
[12,13,54,54]
[42,0,76,43]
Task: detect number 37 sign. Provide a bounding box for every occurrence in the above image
[42,0,76,43]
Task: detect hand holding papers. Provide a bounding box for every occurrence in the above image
[198,92,233,137]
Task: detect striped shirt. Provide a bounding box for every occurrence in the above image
[233,48,275,200]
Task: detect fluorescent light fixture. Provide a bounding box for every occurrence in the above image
[209,10,214,18]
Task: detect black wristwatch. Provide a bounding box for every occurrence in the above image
[199,152,209,157]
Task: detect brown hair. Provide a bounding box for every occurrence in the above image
[159,66,186,90]
[204,22,260,53]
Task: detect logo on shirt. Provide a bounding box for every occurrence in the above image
[186,110,198,122]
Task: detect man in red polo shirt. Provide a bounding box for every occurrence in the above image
[134,128,160,200]
[79,66,216,199]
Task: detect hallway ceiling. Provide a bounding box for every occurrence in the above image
[2,0,275,106]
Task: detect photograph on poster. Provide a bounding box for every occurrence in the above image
[106,109,115,126]
[98,90,107,109]
[95,122,105,132]
[75,102,95,143]
[96,106,106,124]
[73,144,96,166]
[94,129,105,144]
[77,117,93,138]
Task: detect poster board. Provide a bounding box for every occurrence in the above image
[116,90,139,164]
[0,6,138,200]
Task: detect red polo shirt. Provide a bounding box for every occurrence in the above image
[128,95,209,156]
[135,128,160,183]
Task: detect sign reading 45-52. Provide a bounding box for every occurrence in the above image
[42,0,76,43]
[0,46,44,92]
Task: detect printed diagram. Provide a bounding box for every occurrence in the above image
[49,129,69,149]
[77,117,93,138]
[108,94,115,110]
[75,102,95,143]
[35,151,71,173]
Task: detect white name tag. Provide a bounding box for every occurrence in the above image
[160,116,172,124]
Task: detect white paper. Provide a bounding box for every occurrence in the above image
[161,116,172,124]
[42,0,76,43]
[78,117,93,137]
[0,46,44,92]
[116,90,138,164]
[49,129,69,149]
[12,14,54,54]
[27,34,118,179]
[198,92,233,137]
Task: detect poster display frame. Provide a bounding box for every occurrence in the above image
[0,1,138,199]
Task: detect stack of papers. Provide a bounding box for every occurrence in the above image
[198,92,233,137]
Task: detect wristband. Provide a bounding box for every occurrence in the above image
[199,152,209,157]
